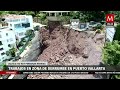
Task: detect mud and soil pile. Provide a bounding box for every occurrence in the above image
[28,24,105,79]
[38,26,95,65]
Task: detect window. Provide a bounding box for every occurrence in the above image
[51,13,55,16]
[15,24,22,28]
[1,52,5,55]
[21,18,25,21]
[26,23,30,27]
[62,12,67,16]
[22,23,26,27]
[6,33,8,36]
[0,41,2,45]
[22,23,30,28]
[46,13,49,16]
[10,38,13,41]
[10,24,12,27]
[10,20,12,22]
[7,39,9,42]
[26,18,29,22]
[2,18,5,21]
[0,48,3,51]
[8,44,11,47]
[2,22,8,27]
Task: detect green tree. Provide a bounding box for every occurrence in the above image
[0,11,9,17]
[8,47,16,57]
[79,11,107,22]
[110,11,120,22]
[70,11,80,19]
[102,40,120,79]
[37,13,46,21]
[25,30,33,37]
[102,40,120,65]
[8,11,38,17]
[113,24,120,41]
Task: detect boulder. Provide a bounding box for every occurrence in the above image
[82,46,91,58]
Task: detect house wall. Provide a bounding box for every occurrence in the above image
[0,28,16,62]
[6,15,34,41]
[0,15,34,62]
[70,19,80,29]
[26,15,34,30]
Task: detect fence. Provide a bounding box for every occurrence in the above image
[33,17,69,25]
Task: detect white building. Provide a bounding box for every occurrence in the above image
[0,27,16,62]
[2,14,33,41]
[40,11,70,17]
[70,19,80,29]
[0,14,34,62]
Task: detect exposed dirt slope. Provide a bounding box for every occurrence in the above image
[27,25,105,79]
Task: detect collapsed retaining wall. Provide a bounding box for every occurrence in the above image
[19,31,42,61]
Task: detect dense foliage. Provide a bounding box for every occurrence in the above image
[102,40,120,79]
[110,11,120,22]
[25,30,34,37]
[113,24,120,41]
[8,47,16,57]
[102,40,120,65]
[0,11,110,22]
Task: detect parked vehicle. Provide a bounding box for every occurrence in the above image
[89,21,102,29]
[79,23,89,31]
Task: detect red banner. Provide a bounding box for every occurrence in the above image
[0,71,18,74]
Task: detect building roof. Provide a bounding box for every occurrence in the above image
[2,14,26,19]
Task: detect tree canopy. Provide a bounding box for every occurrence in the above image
[0,11,117,22]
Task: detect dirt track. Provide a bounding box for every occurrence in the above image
[27,26,105,79]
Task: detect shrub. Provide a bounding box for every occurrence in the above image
[21,38,26,42]
[42,19,48,25]
[113,24,120,41]
[18,41,24,47]
[96,29,101,34]
[37,13,46,21]
[102,40,120,79]
[102,40,120,65]
[95,24,103,30]
[60,16,70,24]
[25,30,34,37]
[7,47,16,57]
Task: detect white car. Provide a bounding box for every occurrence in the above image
[89,21,102,28]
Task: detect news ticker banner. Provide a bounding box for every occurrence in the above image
[0,62,120,75]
